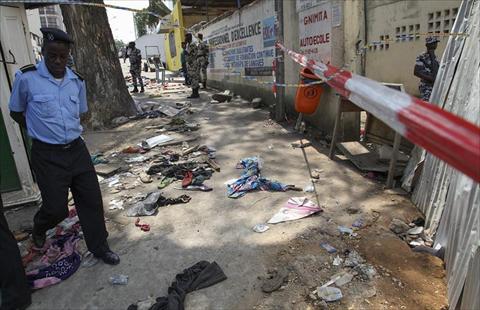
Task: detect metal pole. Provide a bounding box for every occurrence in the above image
[274,0,285,121]
[206,0,209,22]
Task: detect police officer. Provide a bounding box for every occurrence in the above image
[185,33,200,99]
[124,41,144,93]
[8,28,120,265]
[197,33,209,89]
[0,190,31,310]
[414,36,440,101]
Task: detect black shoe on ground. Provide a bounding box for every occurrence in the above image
[96,250,120,265]
[94,243,120,265]
[187,93,200,99]
[32,228,46,248]
[187,88,200,99]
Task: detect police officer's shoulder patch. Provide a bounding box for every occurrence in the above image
[19,64,37,73]
[71,69,84,81]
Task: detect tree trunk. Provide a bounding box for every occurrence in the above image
[60,2,136,129]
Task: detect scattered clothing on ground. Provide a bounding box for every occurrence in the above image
[91,154,109,165]
[126,191,191,217]
[267,197,322,224]
[128,261,227,310]
[24,209,82,290]
[227,157,290,198]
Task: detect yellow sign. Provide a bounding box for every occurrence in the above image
[164,1,184,71]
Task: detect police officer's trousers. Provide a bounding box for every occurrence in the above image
[198,56,208,83]
[0,193,31,310]
[31,138,108,254]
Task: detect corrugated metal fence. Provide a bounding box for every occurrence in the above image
[411,0,479,308]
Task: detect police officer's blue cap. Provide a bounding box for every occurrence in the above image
[425,36,439,44]
[40,27,74,44]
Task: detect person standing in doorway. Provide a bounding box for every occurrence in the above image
[414,36,440,101]
[8,28,120,266]
[197,33,209,89]
[124,41,144,93]
[185,33,200,99]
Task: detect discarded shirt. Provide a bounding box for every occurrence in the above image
[268,197,322,224]
[136,261,227,310]
[126,191,191,217]
[227,157,289,198]
[26,233,81,289]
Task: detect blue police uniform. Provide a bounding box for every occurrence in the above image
[6,28,117,265]
[9,60,87,144]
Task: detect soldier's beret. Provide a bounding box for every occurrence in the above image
[425,36,439,44]
[40,27,74,44]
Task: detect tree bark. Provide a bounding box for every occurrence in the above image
[60,1,136,129]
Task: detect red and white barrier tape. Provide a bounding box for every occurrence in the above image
[276,43,480,182]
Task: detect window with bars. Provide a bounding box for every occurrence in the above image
[40,16,47,28]
[47,16,58,28]
[426,7,458,40]
[45,6,56,14]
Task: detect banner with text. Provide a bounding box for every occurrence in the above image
[298,1,332,64]
[202,0,275,77]
[296,0,329,12]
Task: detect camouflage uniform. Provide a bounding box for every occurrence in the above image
[127,47,143,89]
[197,40,209,85]
[185,41,200,89]
[415,52,439,101]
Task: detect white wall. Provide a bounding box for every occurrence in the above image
[135,33,166,63]
[365,0,461,95]
[26,8,41,37]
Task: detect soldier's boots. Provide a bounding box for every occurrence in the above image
[187,87,200,99]
[131,86,139,93]
[202,81,207,89]
[140,86,145,93]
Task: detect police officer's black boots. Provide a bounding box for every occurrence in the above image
[131,85,139,93]
[32,227,46,248]
[187,87,200,99]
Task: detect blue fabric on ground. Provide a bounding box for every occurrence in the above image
[227,157,288,198]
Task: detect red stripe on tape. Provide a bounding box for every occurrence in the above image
[398,99,480,182]
[277,42,480,182]
[324,64,352,98]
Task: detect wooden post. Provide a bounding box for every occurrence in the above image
[386,132,402,188]
[329,96,343,159]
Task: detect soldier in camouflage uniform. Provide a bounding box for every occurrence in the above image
[197,33,209,89]
[185,33,200,99]
[414,36,440,101]
[124,41,144,93]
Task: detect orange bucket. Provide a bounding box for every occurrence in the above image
[295,68,323,115]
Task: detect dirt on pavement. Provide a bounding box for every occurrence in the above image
[5,82,447,310]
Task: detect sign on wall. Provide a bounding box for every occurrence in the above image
[202,0,275,77]
[296,0,329,12]
[298,1,332,63]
